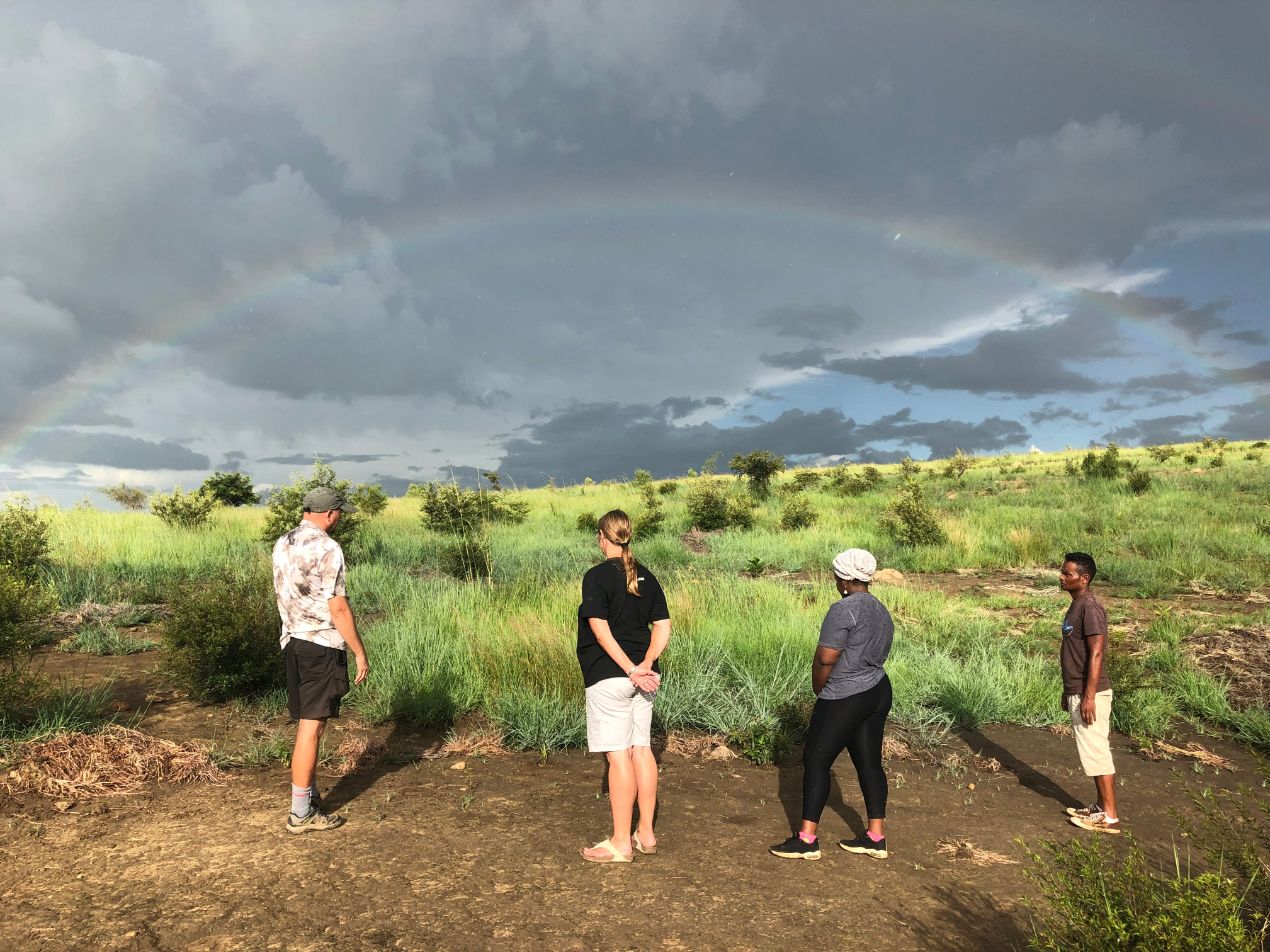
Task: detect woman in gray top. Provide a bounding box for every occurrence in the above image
[770,548,894,861]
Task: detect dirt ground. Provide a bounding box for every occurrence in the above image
[2,577,1265,952]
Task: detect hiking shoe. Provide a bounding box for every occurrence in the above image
[1069,813,1121,835]
[769,834,821,860]
[1065,803,1103,818]
[839,834,888,859]
[286,807,345,834]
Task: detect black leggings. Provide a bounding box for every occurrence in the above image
[801,675,892,823]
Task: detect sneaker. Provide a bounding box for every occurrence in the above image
[838,834,888,859]
[769,834,821,860]
[1065,803,1103,818]
[286,807,345,834]
[1069,813,1121,835]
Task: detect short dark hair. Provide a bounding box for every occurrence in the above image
[1064,551,1097,581]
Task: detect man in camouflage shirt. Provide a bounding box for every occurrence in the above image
[273,487,370,833]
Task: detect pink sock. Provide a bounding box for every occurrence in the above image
[866,830,884,842]
[798,831,817,843]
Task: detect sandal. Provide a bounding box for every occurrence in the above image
[581,838,634,863]
[633,833,657,855]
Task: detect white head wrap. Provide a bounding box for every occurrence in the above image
[832,548,877,582]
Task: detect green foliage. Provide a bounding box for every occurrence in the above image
[861,466,884,487]
[438,534,493,580]
[632,483,666,538]
[631,469,653,489]
[200,471,258,507]
[1183,452,1199,465]
[59,622,158,656]
[99,483,148,511]
[0,502,57,660]
[418,482,529,534]
[684,481,757,531]
[656,480,679,495]
[1210,453,1226,469]
[0,500,52,585]
[729,450,786,499]
[789,470,822,490]
[900,456,922,478]
[150,485,217,530]
[261,460,363,547]
[576,511,599,533]
[779,496,818,531]
[1125,469,1153,495]
[826,466,869,496]
[1025,837,1259,952]
[1246,451,1263,462]
[1081,443,1129,480]
[482,470,502,491]
[161,570,283,703]
[881,479,947,546]
[1064,458,1080,477]
[700,451,720,476]
[942,449,975,481]
[1201,436,1215,450]
[349,483,389,517]
[743,556,766,578]
[1147,445,1178,463]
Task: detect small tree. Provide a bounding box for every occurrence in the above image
[261,460,362,547]
[942,449,975,482]
[150,486,217,529]
[0,500,52,586]
[730,450,786,500]
[482,470,502,492]
[700,452,720,476]
[881,479,946,546]
[349,483,389,517]
[1080,443,1127,480]
[418,482,528,534]
[685,482,731,531]
[0,501,57,659]
[200,471,258,507]
[632,469,654,489]
[100,483,148,511]
[779,496,818,530]
[790,470,823,491]
[1146,445,1177,464]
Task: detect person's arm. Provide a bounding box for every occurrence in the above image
[812,645,842,696]
[628,620,670,691]
[328,595,369,685]
[1080,633,1106,725]
[588,617,655,688]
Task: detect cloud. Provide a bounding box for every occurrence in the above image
[496,402,1028,483]
[757,304,864,340]
[1027,403,1090,425]
[1218,401,1270,441]
[14,430,210,470]
[1120,371,1214,398]
[257,452,398,465]
[1226,361,1270,384]
[1103,414,1207,446]
[1224,329,1267,346]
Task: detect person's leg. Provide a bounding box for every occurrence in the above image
[1070,690,1119,832]
[632,746,658,847]
[844,678,891,839]
[290,718,325,816]
[799,697,854,839]
[1094,773,1117,819]
[606,748,637,851]
[583,678,637,859]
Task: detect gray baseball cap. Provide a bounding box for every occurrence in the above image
[302,487,357,513]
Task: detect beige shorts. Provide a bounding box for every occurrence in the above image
[585,677,655,753]
[1068,690,1115,777]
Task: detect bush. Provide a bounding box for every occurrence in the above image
[438,534,493,580]
[861,466,884,487]
[0,502,57,660]
[1125,469,1153,495]
[150,486,217,530]
[826,466,870,496]
[261,460,363,547]
[880,479,946,546]
[729,450,786,499]
[200,471,258,506]
[632,484,666,538]
[99,483,148,511]
[1080,443,1128,480]
[418,482,529,534]
[1147,445,1178,463]
[631,469,653,489]
[0,500,52,586]
[576,512,599,533]
[1246,451,1262,462]
[685,482,755,531]
[790,470,823,491]
[656,480,679,495]
[1025,837,1260,952]
[1064,458,1080,476]
[349,483,389,517]
[161,571,283,703]
[900,456,922,478]
[779,496,818,531]
[1183,452,1199,465]
[1209,454,1225,469]
[942,449,975,481]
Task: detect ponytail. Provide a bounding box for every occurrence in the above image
[598,509,640,596]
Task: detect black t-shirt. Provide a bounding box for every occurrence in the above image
[577,558,670,688]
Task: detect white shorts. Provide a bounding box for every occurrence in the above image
[1068,690,1115,777]
[585,677,655,753]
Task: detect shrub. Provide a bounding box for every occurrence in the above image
[942,449,975,481]
[1125,469,1153,495]
[482,470,502,491]
[900,456,922,478]
[418,482,529,534]
[438,534,493,581]
[349,483,389,517]
[790,470,823,490]
[576,512,599,533]
[726,493,758,530]
[1183,453,1199,465]
[779,496,818,531]
[100,483,148,511]
[1080,443,1127,480]
[729,450,786,499]
[0,500,52,586]
[1064,459,1080,476]
[1209,454,1225,469]
[1147,445,1178,463]
[261,460,363,547]
[1025,837,1260,952]
[880,479,946,546]
[861,466,884,487]
[685,482,755,531]
[0,567,58,660]
[632,483,666,538]
[631,469,654,489]
[1253,441,1267,449]
[700,451,720,476]
[1246,451,1262,462]
[161,571,283,703]
[1201,435,1215,451]
[656,480,679,495]
[200,471,258,506]
[150,486,217,530]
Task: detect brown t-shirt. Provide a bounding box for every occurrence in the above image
[1061,593,1112,696]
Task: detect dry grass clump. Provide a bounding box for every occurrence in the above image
[52,602,165,633]
[1186,625,1270,708]
[3,726,223,799]
[882,735,917,761]
[439,725,508,759]
[936,838,1018,866]
[1138,740,1235,771]
[1046,724,1074,737]
[663,731,736,760]
[973,754,1002,772]
[329,736,389,776]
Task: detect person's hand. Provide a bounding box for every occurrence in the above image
[629,665,660,694]
[1080,694,1096,726]
[354,654,370,686]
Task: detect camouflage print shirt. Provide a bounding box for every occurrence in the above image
[272,521,347,650]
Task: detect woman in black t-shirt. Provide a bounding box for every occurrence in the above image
[577,509,671,862]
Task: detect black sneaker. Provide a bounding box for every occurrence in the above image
[769,833,821,860]
[839,834,888,859]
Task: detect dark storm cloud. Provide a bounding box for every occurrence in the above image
[257,452,397,465]
[1027,403,1090,425]
[56,403,133,428]
[1218,401,1270,441]
[1104,414,1207,446]
[1082,291,1230,342]
[1120,371,1214,396]
[1227,361,1270,384]
[1224,329,1268,346]
[658,396,727,420]
[496,402,1028,484]
[15,430,209,470]
[757,304,864,340]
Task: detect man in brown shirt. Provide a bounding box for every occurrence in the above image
[1059,551,1120,833]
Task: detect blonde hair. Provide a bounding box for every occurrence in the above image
[598,509,639,596]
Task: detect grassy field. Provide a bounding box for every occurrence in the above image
[26,440,1270,755]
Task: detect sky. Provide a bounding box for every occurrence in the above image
[2,1,1268,505]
